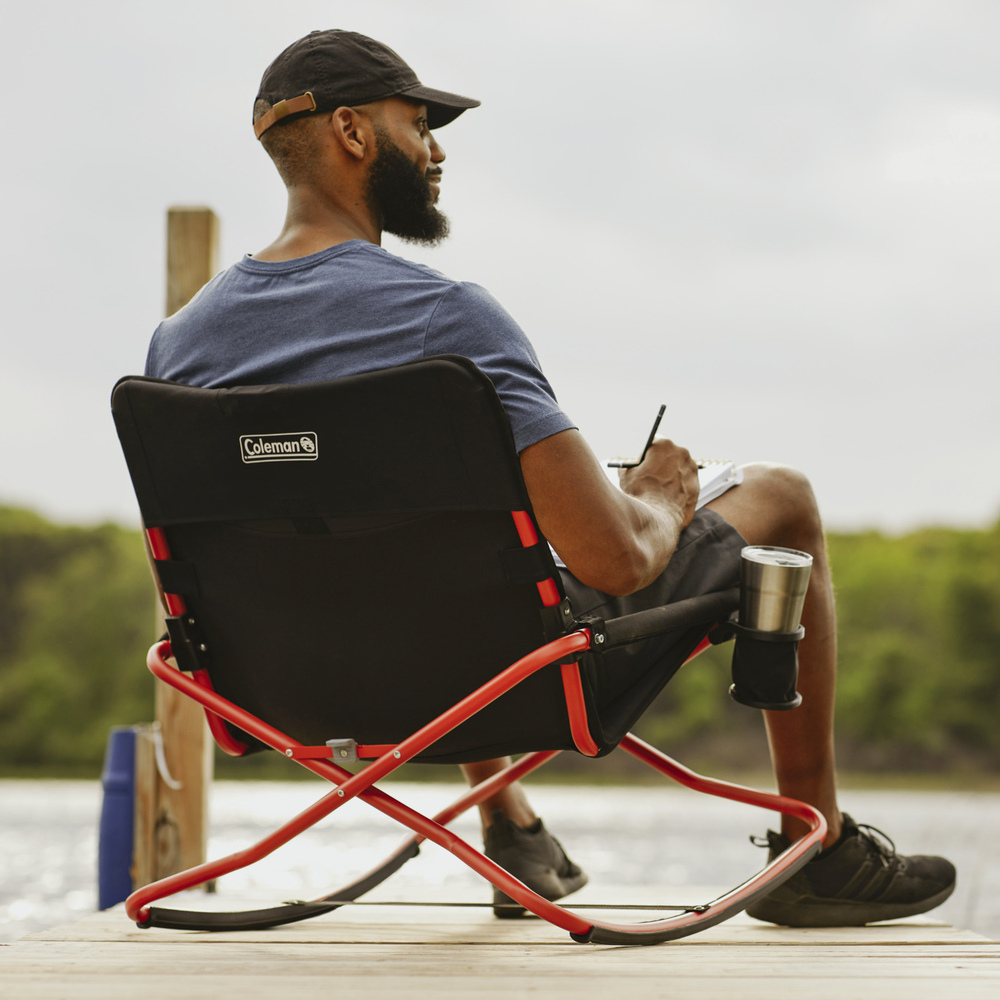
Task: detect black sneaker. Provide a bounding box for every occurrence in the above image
[746,813,956,927]
[483,809,588,918]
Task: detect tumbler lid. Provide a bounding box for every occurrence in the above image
[741,545,813,568]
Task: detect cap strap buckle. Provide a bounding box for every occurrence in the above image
[253,91,317,139]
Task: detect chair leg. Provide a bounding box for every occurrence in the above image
[127,739,822,943]
[337,740,825,946]
[557,734,826,944]
[126,750,565,931]
[397,736,825,946]
[131,640,822,942]
[129,636,585,930]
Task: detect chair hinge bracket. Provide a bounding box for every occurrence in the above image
[165,614,210,672]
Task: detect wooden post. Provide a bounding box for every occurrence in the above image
[166,207,219,317]
[134,207,219,888]
[132,724,157,890]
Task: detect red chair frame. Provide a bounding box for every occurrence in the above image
[128,520,825,946]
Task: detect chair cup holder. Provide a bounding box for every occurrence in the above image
[727,623,804,711]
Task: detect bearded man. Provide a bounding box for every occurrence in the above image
[146,29,955,926]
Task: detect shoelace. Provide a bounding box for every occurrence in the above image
[750,823,899,870]
[855,823,898,870]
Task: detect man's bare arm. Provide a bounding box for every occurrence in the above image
[519,429,700,596]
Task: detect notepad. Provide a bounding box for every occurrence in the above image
[694,460,743,509]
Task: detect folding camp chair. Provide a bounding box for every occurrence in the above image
[111,354,825,946]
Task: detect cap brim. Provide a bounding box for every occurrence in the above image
[398,84,480,129]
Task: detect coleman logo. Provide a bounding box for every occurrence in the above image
[240,432,318,463]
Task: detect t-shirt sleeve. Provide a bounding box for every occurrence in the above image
[144,324,164,376]
[423,282,576,452]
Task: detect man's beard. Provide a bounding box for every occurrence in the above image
[366,128,450,246]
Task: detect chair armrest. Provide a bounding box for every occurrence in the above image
[579,587,739,651]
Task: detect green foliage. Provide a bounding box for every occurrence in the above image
[618,519,1000,775]
[828,522,1000,768]
[0,503,998,776]
[0,507,156,771]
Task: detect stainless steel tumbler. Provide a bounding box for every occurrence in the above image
[739,545,813,633]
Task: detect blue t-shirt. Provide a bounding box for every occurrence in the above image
[145,241,575,453]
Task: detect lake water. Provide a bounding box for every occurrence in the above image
[1,779,997,943]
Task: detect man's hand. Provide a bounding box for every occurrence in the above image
[618,438,700,533]
[519,430,699,596]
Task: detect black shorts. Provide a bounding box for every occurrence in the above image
[559,508,746,748]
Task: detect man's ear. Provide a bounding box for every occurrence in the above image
[328,106,373,161]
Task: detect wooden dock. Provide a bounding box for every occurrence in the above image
[2,885,997,999]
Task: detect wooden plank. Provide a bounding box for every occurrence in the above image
[2,938,998,1000]
[5,888,998,1000]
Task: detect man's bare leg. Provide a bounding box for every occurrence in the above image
[460,759,538,832]
[707,462,843,846]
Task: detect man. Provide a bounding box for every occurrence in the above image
[147,29,955,927]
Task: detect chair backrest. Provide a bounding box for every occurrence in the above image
[112,356,579,763]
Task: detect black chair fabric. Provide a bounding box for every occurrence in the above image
[113,356,597,762]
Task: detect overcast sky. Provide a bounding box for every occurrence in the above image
[2,0,998,532]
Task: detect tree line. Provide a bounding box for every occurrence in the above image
[1,504,998,778]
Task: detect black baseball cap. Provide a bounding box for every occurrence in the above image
[254,29,480,139]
